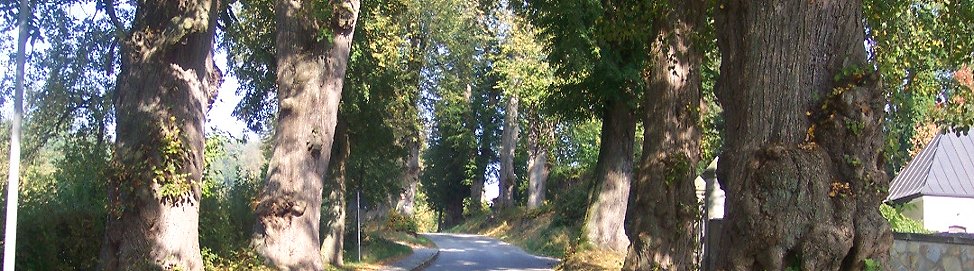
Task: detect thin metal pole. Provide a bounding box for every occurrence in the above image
[4,0,29,269]
[356,189,361,262]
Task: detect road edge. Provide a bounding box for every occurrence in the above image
[409,247,439,271]
[380,234,440,271]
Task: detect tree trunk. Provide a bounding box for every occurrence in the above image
[320,115,348,266]
[99,1,222,270]
[497,94,519,209]
[395,135,421,216]
[584,98,636,253]
[470,163,486,203]
[526,116,550,209]
[714,1,891,270]
[251,1,360,269]
[443,198,465,228]
[623,1,705,269]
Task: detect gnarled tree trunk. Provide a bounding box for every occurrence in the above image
[251,1,360,269]
[497,94,519,209]
[100,1,222,270]
[320,115,348,266]
[714,1,891,270]
[584,98,636,253]
[526,115,550,209]
[623,1,705,269]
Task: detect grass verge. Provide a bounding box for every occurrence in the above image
[342,229,436,271]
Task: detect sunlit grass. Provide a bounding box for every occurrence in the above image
[558,247,625,271]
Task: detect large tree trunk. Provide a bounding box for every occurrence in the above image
[99,1,222,270]
[714,1,891,270]
[497,95,519,209]
[470,158,486,203]
[251,1,360,269]
[395,135,421,216]
[584,98,636,253]
[470,127,495,205]
[526,115,550,209]
[320,115,348,266]
[623,1,705,269]
[443,197,465,228]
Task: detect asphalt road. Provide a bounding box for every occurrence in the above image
[421,233,559,271]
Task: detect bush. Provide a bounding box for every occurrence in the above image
[551,178,591,228]
[881,203,928,233]
[383,211,419,234]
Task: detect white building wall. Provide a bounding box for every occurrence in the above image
[921,196,974,233]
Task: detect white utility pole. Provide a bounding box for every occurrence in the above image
[4,0,29,268]
[356,190,362,262]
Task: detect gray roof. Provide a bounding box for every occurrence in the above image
[887,132,974,203]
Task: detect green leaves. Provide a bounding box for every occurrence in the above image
[524,0,663,120]
[222,0,277,133]
[866,0,974,172]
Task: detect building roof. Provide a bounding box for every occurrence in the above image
[887,131,974,203]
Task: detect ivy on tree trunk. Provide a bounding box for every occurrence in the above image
[100,0,223,270]
[624,0,705,269]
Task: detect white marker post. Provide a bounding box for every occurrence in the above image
[357,189,362,262]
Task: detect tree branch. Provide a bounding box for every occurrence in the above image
[100,0,125,37]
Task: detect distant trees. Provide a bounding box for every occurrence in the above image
[524,0,657,253]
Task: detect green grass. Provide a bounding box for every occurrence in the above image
[342,229,436,270]
[345,235,412,265]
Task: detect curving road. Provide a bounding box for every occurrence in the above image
[421,233,559,271]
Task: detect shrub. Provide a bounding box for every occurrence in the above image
[383,211,419,234]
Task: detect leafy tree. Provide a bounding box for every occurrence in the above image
[864,0,974,174]
[524,0,657,252]
[417,0,493,226]
[492,8,555,210]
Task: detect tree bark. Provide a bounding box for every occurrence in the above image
[470,160,486,203]
[584,98,636,253]
[623,1,705,269]
[251,1,360,269]
[714,1,891,270]
[526,115,550,209]
[497,94,519,209]
[320,115,348,266]
[100,1,222,270]
[395,135,421,216]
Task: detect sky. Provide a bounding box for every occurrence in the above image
[208,51,259,141]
